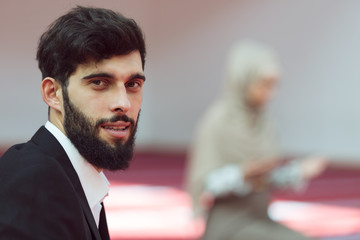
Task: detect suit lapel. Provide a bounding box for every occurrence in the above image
[31,127,103,240]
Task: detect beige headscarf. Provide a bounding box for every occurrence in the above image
[186,40,282,217]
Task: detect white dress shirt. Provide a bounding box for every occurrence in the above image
[45,121,110,227]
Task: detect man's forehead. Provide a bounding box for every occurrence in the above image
[71,52,143,79]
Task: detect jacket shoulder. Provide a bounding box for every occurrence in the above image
[0,140,87,239]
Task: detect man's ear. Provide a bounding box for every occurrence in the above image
[40,77,63,112]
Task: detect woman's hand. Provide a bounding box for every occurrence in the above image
[300,156,328,180]
[243,158,281,191]
[243,158,280,180]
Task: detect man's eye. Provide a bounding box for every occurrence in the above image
[91,80,104,85]
[126,81,142,88]
[90,79,108,88]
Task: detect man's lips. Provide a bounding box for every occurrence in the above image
[100,121,131,139]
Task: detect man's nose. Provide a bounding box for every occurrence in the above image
[110,86,130,114]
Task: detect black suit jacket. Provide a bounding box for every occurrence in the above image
[0,127,110,240]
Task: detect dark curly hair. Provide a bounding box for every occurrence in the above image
[36,6,146,88]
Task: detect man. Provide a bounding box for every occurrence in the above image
[0,6,146,240]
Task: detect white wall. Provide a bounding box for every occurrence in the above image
[1,0,360,159]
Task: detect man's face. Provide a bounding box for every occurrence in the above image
[61,51,145,170]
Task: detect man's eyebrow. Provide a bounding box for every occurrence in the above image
[130,73,146,82]
[82,72,145,81]
[82,73,114,80]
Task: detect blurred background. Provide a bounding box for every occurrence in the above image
[1,0,360,239]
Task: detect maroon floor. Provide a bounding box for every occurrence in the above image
[105,152,360,240]
[2,147,360,239]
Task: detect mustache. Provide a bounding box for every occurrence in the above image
[95,114,135,127]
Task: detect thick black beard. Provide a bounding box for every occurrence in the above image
[62,89,138,171]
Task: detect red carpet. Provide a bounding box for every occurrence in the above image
[104,152,360,240]
[1,147,360,239]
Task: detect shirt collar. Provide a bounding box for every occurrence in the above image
[45,121,110,209]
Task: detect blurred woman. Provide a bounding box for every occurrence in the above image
[186,40,327,240]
